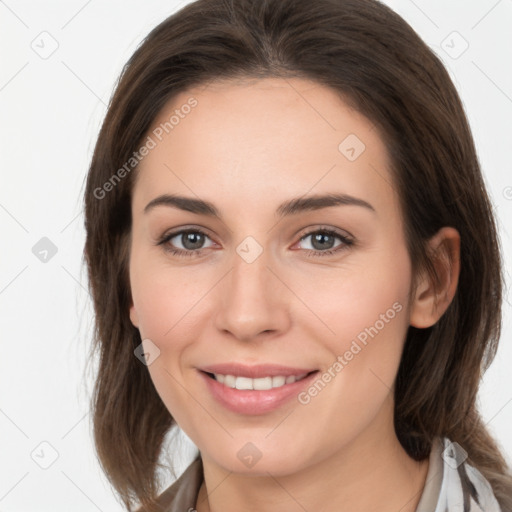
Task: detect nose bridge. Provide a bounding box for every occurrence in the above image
[231,243,270,297]
[214,239,288,340]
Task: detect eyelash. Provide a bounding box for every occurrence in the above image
[156,226,354,259]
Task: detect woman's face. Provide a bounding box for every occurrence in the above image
[128,77,418,475]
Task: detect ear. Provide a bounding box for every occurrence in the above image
[129,302,139,328]
[409,227,460,328]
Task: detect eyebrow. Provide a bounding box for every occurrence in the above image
[143,192,376,218]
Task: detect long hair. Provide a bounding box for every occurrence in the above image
[82,0,512,510]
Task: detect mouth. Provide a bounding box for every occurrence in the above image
[201,371,316,390]
[197,364,320,415]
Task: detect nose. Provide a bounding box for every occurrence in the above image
[213,246,291,342]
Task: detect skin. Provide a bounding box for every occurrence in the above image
[128,77,460,512]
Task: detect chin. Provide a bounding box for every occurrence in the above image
[201,441,314,477]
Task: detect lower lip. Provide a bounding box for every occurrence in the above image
[199,371,318,415]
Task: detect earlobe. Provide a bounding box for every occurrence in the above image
[409,227,461,329]
[129,304,139,328]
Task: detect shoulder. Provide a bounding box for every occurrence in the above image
[435,437,502,512]
[136,456,203,512]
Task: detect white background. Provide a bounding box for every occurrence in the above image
[1,0,511,510]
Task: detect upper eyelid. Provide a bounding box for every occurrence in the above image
[161,226,217,244]
[296,225,353,240]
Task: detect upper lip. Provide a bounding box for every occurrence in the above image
[199,363,317,379]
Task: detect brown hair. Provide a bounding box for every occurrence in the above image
[82,0,512,510]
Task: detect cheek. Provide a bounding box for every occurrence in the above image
[291,243,412,351]
[290,255,411,450]
[129,246,207,341]
[129,253,205,425]
[331,248,412,394]
[292,249,412,424]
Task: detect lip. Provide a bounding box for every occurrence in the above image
[198,365,319,415]
[199,363,316,378]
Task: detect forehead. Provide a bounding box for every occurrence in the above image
[150,76,374,147]
[132,77,398,220]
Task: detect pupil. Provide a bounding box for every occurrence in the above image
[183,232,204,250]
[312,233,334,250]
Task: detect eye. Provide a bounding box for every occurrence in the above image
[156,226,354,259]
[295,228,354,257]
[157,228,215,258]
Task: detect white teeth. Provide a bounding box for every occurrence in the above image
[213,373,308,390]
[224,375,236,388]
[235,376,253,390]
[253,376,272,390]
[272,376,286,387]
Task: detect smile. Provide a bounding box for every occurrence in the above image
[198,364,319,415]
[209,373,310,390]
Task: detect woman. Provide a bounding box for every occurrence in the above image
[83,0,512,511]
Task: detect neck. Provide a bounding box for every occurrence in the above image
[195,420,430,512]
